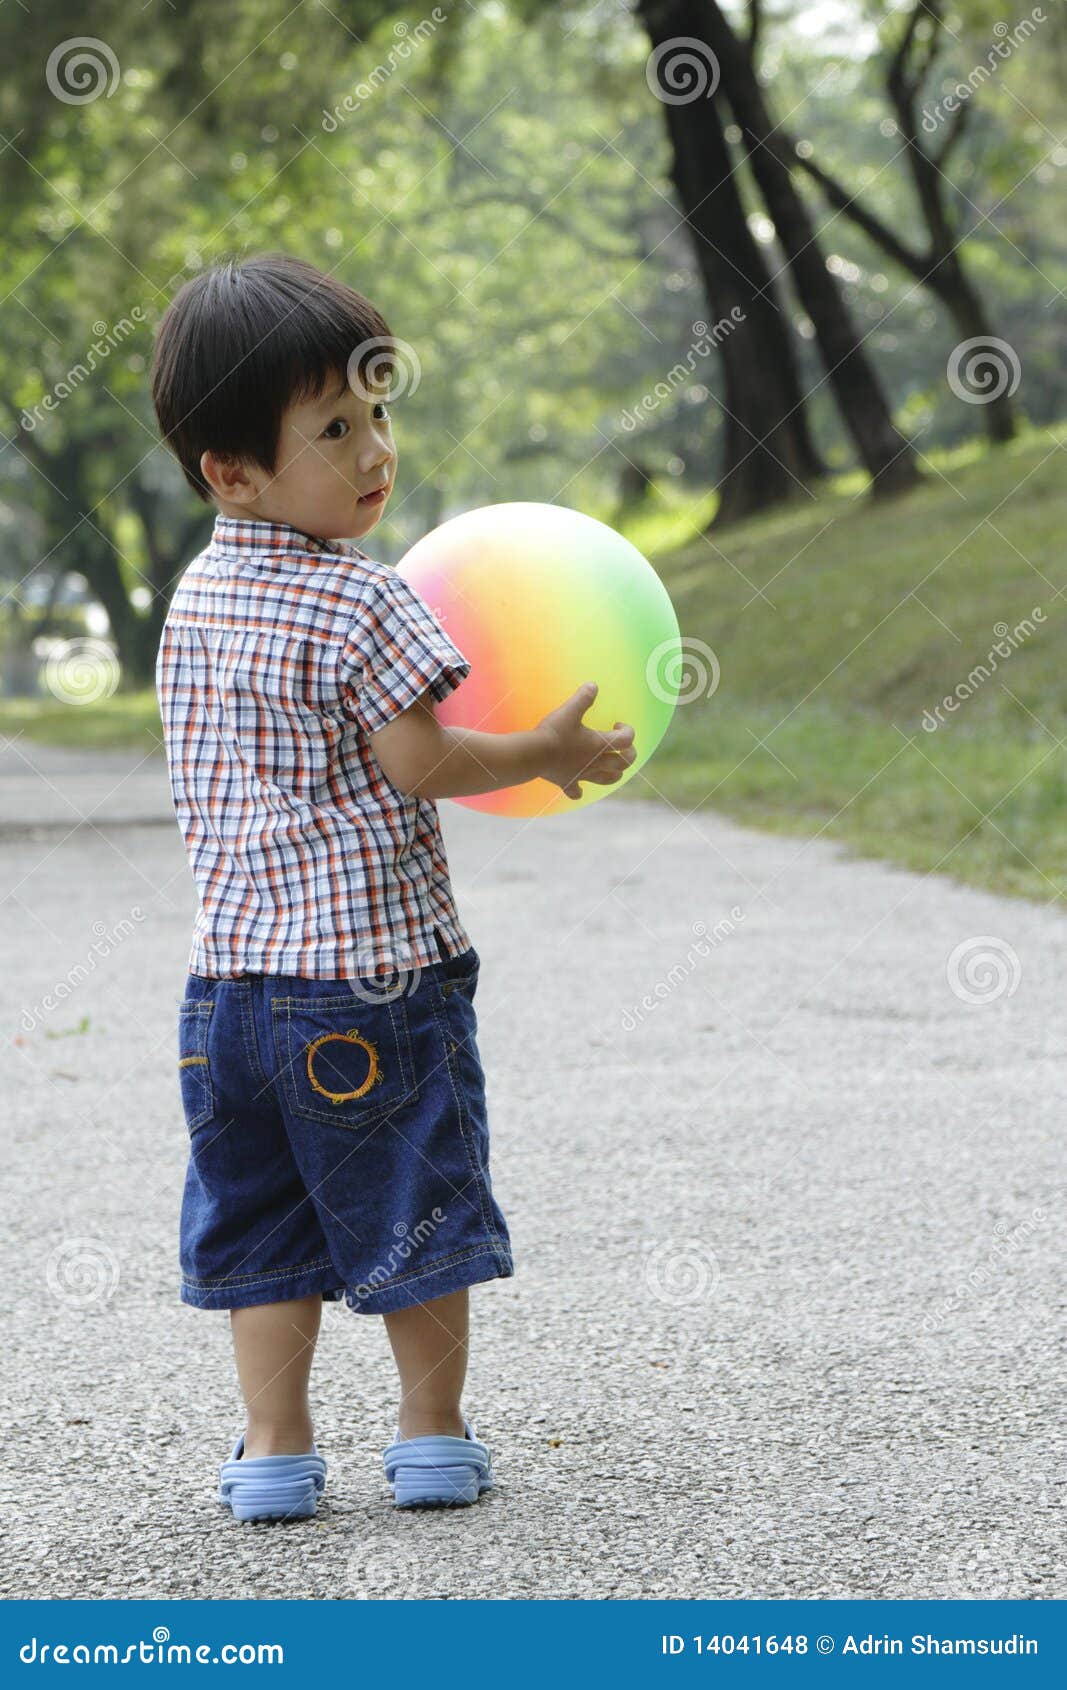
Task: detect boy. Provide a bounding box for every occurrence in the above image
[151,253,636,1521]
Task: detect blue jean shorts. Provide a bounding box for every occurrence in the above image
[175,937,513,1315]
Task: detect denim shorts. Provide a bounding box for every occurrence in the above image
[175,936,513,1314]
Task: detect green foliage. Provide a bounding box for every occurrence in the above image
[1,0,1063,684]
[767,0,1067,440]
[0,0,713,581]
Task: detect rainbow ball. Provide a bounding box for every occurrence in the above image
[396,501,681,818]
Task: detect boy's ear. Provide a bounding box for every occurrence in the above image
[200,449,260,504]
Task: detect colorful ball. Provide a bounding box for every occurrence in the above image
[396,501,681,817]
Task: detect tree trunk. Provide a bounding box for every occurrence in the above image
[637,0,824,526]
[15,430,163,687]
[929,256,1016,445]
[790,0,1015,447]
[702,0,920,497]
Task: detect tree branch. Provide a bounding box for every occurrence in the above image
[791,146,931,277]
[887,0,936,111]
[746,0,762,61]
[932,97,971,171]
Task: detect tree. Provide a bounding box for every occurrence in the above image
[695,0,920,497]
[635,0,824,524]
[5,1,698,671]
[789,0,1018,444]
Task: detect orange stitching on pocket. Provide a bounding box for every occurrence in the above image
[305,1028,381,1103]
[178,1055,208,1067]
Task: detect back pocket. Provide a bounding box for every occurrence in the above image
[178,1000,215,1131]
[441,947,480,1002]
[273,994,419,1131]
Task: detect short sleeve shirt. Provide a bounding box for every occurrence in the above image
[155,514,474,981]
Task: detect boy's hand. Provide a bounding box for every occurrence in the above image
[535,683,637,801]
[367,680,636,803]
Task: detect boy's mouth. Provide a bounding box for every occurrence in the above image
[358,483,389,506]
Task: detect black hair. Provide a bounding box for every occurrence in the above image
[151,252,394,501]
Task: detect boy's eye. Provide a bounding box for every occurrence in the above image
[322,418,350,440]
[374,402,391,422]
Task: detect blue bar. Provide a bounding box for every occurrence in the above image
[2,1600,1064,1685]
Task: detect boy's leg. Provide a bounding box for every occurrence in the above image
[383,1288,469,1440]
[230,1294,322,1457]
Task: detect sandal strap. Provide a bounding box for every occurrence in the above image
[382,1431,490,1484]
[219,1444,326,1503]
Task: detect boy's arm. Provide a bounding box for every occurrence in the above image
[369,681,636,802]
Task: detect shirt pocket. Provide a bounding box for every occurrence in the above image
[272,994,419,1132]
[178,1000,215,1131]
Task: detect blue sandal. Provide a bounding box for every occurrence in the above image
[382,1420,492,1508]
[218,1434,327,1522]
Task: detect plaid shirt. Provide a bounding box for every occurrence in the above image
[155,514,474,980]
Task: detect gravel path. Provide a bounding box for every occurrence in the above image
[2,739,1063,1599]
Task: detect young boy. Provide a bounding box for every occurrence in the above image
[151,253,636,1521]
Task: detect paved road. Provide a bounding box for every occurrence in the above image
[2,738,1063,1599]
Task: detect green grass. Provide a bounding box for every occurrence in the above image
[622,426,1067,903]
[3,428,1065,902]
[0,690,163,753]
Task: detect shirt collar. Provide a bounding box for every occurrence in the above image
[209,514,365,562]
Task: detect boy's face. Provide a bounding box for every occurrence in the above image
[204,372,396,541]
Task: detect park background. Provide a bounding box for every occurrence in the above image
[0,0,1064,901]
[3,0,1067,1604]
